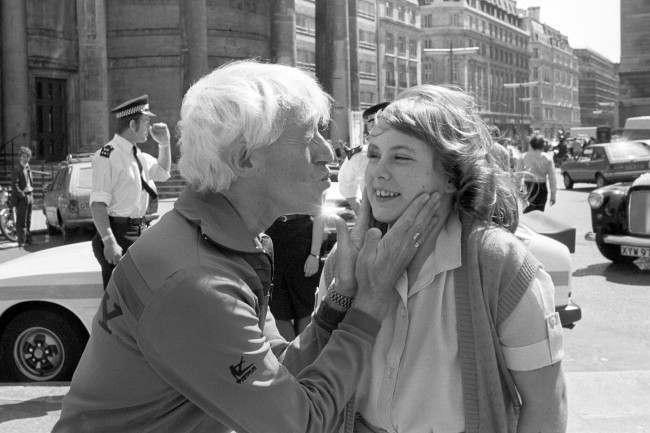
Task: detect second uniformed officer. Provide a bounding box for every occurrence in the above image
[90,95,171,288]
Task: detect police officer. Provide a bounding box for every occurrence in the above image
[90,95,171,288]
[11,146,34,247]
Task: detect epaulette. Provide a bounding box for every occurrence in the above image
[345,146,363,160]
[99,145,114,158]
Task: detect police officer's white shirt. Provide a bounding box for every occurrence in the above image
[90,134,170,218]
[338,146,368,200]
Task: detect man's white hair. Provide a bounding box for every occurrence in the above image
[178,60,331,192]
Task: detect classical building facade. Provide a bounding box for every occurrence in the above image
[419,0,529,141]
[574,48,619,128]
[522,7,580,139]
[619,0,650,125]
[0,0,294,164]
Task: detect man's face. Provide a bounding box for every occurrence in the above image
[132,115,151,144]
[363,115,376,135]
[253,122,334,215]
[19,153,30,166]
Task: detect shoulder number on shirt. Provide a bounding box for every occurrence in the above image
[98,291,123,335]
[100,145,114,158]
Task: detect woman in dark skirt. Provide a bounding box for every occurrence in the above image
[266,214,325,339]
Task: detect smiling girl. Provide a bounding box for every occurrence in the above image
[319,85,567,433]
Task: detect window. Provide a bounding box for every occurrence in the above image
[424,39,433,49]
[358,0,375,18]
[398,5,405,20]
[533,48,538,58]
[423,14,433,27]
[360,91,376,104]
[295,13,315,35]
[398,36,406,55]
[297,48,315,65]
[359,29,376,47]
[386,63,395,85]
[78,167,92,189]
[385,1,394,18]
[359,60,377,74]
[409,65,418,85]
[398,63,407,87]
[409,39,417,57]
[385,32,394,52]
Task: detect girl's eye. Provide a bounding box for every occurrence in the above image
[367,152,379,159]
[395,154,413,161]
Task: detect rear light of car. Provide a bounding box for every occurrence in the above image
[628,189,650,235]
[588,191,605,209]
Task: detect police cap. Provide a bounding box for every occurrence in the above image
[111,94,156,118]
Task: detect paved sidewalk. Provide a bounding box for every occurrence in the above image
[1,371,650,432]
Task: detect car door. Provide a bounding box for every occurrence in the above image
[589,147,608,181]
[572,147,594,181]
[44,169,65,226]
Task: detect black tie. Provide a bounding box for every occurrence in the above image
[132,146,158,201]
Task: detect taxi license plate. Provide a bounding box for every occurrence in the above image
[621,246,650,257]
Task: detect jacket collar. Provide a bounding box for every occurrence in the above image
[174,186,265,254]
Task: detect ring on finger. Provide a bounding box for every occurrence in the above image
[413,232,421,242]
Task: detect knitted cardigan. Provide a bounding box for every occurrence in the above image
[323,218,541,433]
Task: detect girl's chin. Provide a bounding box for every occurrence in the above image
[370,208,402,225]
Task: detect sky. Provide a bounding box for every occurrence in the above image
[515,0,621,63]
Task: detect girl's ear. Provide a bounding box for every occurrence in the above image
[444,177,457,193]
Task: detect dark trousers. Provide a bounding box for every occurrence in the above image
[524,181,548,213]
[91,219,143,289]
[15,193,33,244]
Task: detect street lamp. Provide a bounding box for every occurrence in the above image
[504,81,538,149]
[423,42,480,87]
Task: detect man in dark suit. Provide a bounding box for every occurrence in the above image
[11,146,34,247]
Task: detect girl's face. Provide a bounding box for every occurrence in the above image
[365,126,455,224]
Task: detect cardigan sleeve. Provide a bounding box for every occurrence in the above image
[498,268,564,371]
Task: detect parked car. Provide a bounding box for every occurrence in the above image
[588,173,650,264]
[322,183,581,328]
[560,140,650,189]
[42,153,95,241]
[0,241,101,381]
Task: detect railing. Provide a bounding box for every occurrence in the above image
[0,133,27,177]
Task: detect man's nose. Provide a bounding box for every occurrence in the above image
[311,132,335,164]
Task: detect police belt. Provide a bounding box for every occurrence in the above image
[109,216,145,226]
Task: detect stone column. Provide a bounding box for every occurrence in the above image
[182,0,208,85]
[315,0,350,144]
[2,0,30,151]
[77,0,109,152]
[271,0,296,66]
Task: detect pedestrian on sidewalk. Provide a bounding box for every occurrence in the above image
[53,60,439,433]
[11,146,34,247]
[90,94,171,289]
[522,134,557,213]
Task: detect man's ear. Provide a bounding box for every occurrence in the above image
[230,145,255,177]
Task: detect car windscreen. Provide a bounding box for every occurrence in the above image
[78,167,93,189]
[607,142,650,160]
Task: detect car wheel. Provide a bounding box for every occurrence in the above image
[595,173,607,188]
[563,173,574,190]
[595,235,636,264]
[0,310,86,381]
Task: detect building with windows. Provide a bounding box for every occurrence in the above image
[376,0,421,102]
[420,0,530,142]
[296,0,381,110]
[522,7,580,139]
[0,0,293,166]
[619,0,650,125]
[574,49,619,128]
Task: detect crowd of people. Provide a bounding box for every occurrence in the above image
[36,59,567,433]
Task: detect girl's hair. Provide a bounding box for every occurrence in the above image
[178,59,331,192]
[378,85,519,230]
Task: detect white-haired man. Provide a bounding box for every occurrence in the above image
[53,60,438,433]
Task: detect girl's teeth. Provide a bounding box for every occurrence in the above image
[376,190,399,197]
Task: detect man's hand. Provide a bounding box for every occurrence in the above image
[150,123,170,145]
[103,237,123,265]
[354,192,441,317]
[329,190,372,298]
[304,254,320,277]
